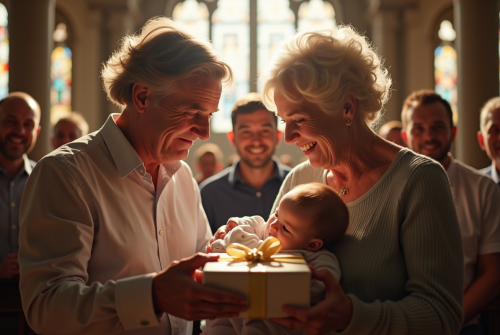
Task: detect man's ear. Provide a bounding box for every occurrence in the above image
[306,238,323,252]
[132,83,149,114]
[451,126,457,143]
[36,125,41,137]
[276,130,283,145]
[227,131,236,147]
[401,129,408,144]
[477,131,486,151]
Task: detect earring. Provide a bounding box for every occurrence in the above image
[345,118,352,126]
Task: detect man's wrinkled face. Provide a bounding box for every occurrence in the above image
[0,98,40,161]
[141,76,222,165]
[479,108,500,169]
[52,120,82,149]
[403,102,455,163]
[229,109,280,169]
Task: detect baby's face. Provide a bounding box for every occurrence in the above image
[266,195,318,250]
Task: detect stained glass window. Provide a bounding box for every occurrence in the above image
[51,22,72,123]
[298,0,336,32]
[211,0,250,133]
[172,0,209,40]
[0,3,8,99]
[257,0,295,77]
[171,0,337,133]
[434,20,457,109]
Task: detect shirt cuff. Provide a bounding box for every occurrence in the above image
[115,273,162,330]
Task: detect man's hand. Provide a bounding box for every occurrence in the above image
[269,267,353,335]
[152,253,247,321]
[0,253,19,278]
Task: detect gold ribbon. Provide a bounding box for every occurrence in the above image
[220,237,306,264]
[217,237,306,318]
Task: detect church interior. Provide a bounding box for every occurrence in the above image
[1,0,498,171]
[1,0,500,334]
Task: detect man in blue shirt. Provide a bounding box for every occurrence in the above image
[478,96,500,186]
[200,93,290,233]
[0,92,40,278]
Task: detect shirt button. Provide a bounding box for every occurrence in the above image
[10,202,15,207]
[10,181,14,186]
[11,225,16,230]
[140,320,149,326]
[159,230,164,236]
[256,192,262,198]
[140,169,144,174]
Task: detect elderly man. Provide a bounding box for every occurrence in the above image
[401,89,500,335]
[478,96,500,185]
[19,18,246,335]
[0,92,40,279]
[51,111,89,149]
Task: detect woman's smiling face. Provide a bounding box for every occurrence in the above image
[274,89,344,170]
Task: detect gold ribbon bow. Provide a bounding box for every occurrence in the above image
[219,236,306,264]
[226,237,282,262]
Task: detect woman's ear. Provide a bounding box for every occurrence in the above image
[306,238,324,252]
[343,92,356,122]
[132,83,149,114]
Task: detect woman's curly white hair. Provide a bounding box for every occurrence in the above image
[260,25,392,128]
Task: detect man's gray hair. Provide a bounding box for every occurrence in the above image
[101,16,233,107]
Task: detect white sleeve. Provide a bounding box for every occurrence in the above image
[18,157,161,334]
[203,319,238,335]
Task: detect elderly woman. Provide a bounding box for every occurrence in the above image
[255,26,464,334]
[206,26,464,334]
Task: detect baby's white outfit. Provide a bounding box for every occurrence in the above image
[203,216,341,335]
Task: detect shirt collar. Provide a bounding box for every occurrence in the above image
[100,114,182,179]
[228,156,285,187]
[100,114,145,178]
[0,154,33,178]
[491,162,499,183]
[22,155,33,175]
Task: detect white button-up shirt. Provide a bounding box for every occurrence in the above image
[446,156,500,325]
[19,114,212,335]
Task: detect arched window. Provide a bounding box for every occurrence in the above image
[50,21,72,124]
[298,0,336,32]
[211,0,250,132]
[171,0,337,133]
[172,0,209,40]
[0,3,8,99]
[434,20,457,111]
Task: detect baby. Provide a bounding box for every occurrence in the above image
[203,182,349,335]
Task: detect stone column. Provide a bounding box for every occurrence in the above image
[454,0,498,168]
[9,0,55,161]
[368,6,406,122]
[249,0,257,92]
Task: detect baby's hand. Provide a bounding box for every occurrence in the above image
[226,220,238,232]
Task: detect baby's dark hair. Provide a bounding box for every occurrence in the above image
[288,182,349,249]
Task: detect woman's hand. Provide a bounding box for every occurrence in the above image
[270,267,353,335]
